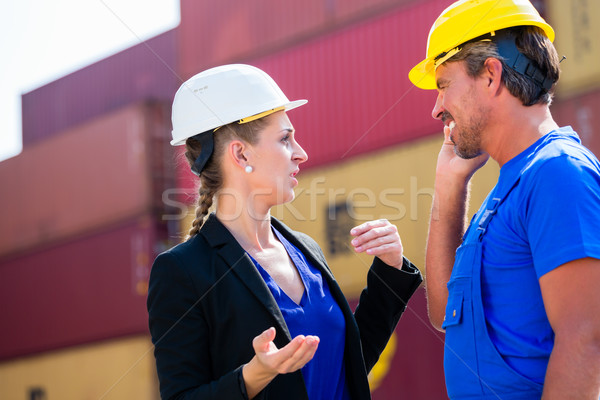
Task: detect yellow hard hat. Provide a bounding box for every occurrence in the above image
[409,0,555,90]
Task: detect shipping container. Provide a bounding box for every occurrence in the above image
[0,335,158,399]
[362,289,447,399]
[0,101,174,258]
[0,216,167,360]
[548,0,600,98]
[275,133,499,295]
[552,88,600,156]
[0,294,443,400]
[179,133,499,296]
[176,0,454,194]
[530,0,549,17]
[178,0,421,80]
[335,0,421,22]
[179,0,326,80]
[21,29,178,147]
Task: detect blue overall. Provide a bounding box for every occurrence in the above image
[443,128,600,399]
[442,175,543,399]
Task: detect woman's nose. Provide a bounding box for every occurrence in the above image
[294,140,308,163]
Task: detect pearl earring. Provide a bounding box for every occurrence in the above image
[245,165,253,174]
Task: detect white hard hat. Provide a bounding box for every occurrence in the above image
[170,64,307,146]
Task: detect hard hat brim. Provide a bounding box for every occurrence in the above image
[409,59,437,90]
[170,99,308,146]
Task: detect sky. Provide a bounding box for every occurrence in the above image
[0,0,180,162]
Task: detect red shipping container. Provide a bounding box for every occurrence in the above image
[178,0,420,80]
[179,0,327,80]
[177,0,447,192]
[0,216,165,360]
[552,88,600,157]
[0,101,173,258]
[363,288,447,399]
[21,29,178,147]
[334,0,419,22]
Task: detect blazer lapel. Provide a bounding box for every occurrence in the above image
[200,214,292,341]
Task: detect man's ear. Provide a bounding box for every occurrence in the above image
[482,57,504,95]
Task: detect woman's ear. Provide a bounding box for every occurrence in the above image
[227,140,250,169]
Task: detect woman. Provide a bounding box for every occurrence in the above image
[147,64,422,400]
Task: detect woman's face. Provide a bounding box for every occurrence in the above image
[245,111,308,207]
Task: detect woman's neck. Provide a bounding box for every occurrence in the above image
[216,194,274,252]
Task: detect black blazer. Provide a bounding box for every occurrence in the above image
[147,213,422,400]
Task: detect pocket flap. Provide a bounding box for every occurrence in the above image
[442,290,463,329]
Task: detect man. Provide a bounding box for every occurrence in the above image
[408,0,600,398]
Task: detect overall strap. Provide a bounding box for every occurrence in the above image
[476,176,521,242]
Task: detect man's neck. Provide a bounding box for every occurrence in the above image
[485,100,558,167]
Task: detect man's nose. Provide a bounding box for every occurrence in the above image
[431,92,444,120]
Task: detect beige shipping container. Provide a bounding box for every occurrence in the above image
[179,134,499,297]
[273,134,499,297]
[0,335,158,399]
[0,101,172,258]
[552,87,600,156]
[548,0,600,97]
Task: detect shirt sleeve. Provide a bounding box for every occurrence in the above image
[524,154,600,278]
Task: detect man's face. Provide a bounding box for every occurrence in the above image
[431,60,490,159]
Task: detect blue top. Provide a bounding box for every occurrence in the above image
[478,127,600,383]
[248,227,350,400]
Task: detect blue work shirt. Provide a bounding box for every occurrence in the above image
[480,127,600,383]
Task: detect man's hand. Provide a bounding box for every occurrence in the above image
[437,124,489,181]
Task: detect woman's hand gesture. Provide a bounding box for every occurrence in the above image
[351,219,404,269]
[243,327,319,398]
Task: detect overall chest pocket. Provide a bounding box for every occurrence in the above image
[443,242,475,329]
[442,244,485,397]
[442,288,463,329]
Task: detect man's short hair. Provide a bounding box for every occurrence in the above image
[447,26,561,106]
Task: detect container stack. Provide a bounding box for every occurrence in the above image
[0,30,178,399]
[2,0,598,398]
[548,0,600,155]
[177,0,474,397]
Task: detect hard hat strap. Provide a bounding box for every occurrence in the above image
[434,47,462,69]
[434,38,492,70]
[238,106,285,124]
[493,31,555,92]
[434,30,555,93]
[212,106,287,134]
[190,130,215,176]
[188,106,286,175]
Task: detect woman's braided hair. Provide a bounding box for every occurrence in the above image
[183,118,267,239]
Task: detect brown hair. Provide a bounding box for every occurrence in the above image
[448,26,561,106]
[184,119,268,238]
